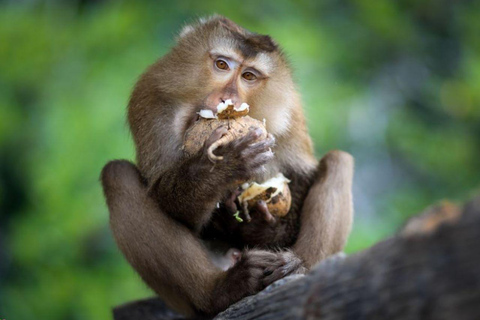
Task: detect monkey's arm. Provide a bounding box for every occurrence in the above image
[101,160,299,316]
[151,152,227,231]
[102,160,219,315]
[151,127,274,232]
[293,150,354,269]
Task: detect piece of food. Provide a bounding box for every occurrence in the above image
[183,102,291,219]
[233,211,244,223]
[183,102,267,161]
[238,173,292,217]
[216,100,250,119]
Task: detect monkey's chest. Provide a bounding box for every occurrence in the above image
[201,204,299,250]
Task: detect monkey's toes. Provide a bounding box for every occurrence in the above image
[233,249,279,291]
[262,251,305,286]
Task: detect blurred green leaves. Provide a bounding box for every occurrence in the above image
[0,1,479,319]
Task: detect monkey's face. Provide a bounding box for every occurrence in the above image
[202,50,270,113]
[175,16,299,137]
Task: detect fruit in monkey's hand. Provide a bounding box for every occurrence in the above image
[183,101,267,161]
[182,101,292,219]
[238,173,292,218]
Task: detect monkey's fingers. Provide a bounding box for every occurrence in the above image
[241,133,275,158]
[254,200,276,225]
[230,127,266,151]
[204,125,228,150]
[247,149,275,171]
[241,200,252,222]
[224,190,240,214]
[213,127,264,161]
[207,126,261,161]
[205,126,229,161]
[224,198,238,214]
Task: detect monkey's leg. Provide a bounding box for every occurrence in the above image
[293,150,354,269]
[101,160,299,316]
[101,160,218,315]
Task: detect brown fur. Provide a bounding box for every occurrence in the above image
[293,150,354,268]
[101,16,354,316]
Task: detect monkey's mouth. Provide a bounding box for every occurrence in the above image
[186,102,252,131]
[187,104,216,129]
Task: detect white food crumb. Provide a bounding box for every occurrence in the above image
[216,202,220,208]
[235,102,250,112]
[238,173,291,203]
[216,102,228,113]
[263,118,266,126]
[197,109,217,119]
[224,99,233,106]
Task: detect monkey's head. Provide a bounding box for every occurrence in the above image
[158,16,299,137]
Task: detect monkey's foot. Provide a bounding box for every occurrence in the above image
[263,250,306,284]
[210,249,304,313]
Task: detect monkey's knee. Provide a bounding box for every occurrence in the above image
[317,150,354,182]
[101,160,143,191]
[100,160,148,215]
[320,150,354,170]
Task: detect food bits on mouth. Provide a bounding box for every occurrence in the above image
[183,102,265,161]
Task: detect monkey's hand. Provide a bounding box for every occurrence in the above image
[211,126,275,184]
[210,249,305,313]
[233,200,300,247]
[212,192,299,248]
[152,126,272,232]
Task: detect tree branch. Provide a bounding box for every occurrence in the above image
[114,195,480,320]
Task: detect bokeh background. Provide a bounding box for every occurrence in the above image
[1,0,479,319]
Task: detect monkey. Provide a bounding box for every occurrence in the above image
[101,16,354,317]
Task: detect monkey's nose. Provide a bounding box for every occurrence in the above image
[220,98,235,106]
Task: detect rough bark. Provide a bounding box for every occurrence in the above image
[113,195,480,320]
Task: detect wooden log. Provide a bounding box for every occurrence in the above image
[113,195,480,320]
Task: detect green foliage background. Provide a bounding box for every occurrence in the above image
[1,0,479,319]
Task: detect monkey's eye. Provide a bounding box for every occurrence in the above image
[215,59,229,70]
[242,72,257,81]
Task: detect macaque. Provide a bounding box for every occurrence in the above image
[101,16,354,317]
